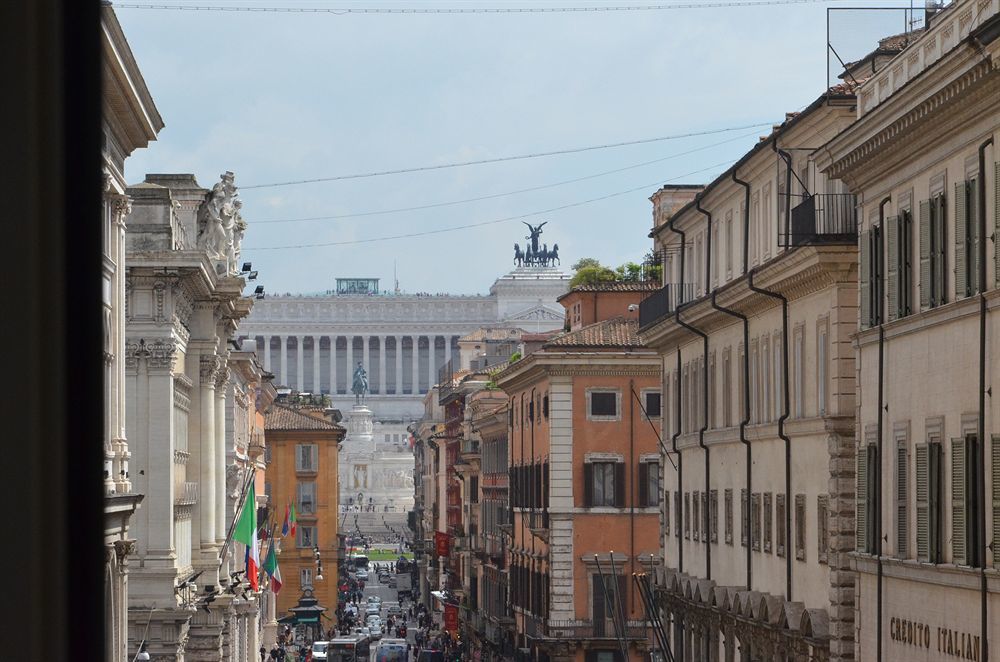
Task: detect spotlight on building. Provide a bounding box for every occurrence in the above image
[241,262,252,273]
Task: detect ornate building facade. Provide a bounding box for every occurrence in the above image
[124,171,259,660]
[101,5,164,661]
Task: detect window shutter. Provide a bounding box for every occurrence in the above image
[992,435,1000,568]
[638,463,649,507]
[856,443,868,552]
[935,194,948,305]
[583,463,594,508]
[664,490,670,536]
[916,443,929,561]
[896,442,908,558]
[675,491,682,539]
[615,462,626,508]
[920,200,932,309]
[929,443,942,563]
[970,179,980,294]
[886,215,899,321]
[702,491,710,542]
[952,437,967,565]
[995,163,1000,288]
[860,230,871,328]
[956,182,968,299]
[311,445,318,471]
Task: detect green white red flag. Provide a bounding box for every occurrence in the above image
[233,481,260,591]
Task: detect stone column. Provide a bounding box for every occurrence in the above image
[312,335,321,394]
[329,335,338,395]
[263,335,272,372]
[296,335,305,392]
[378,335,387,395]
[362,335,370,386]
[280,335,288,386]
[428,334,437,389]
[395,336,403,395]
[346,335,354,384]
[199,354,220,557]
[215,362,229,544]
[411,335,420,394]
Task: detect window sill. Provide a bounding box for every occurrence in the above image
[851,553,1000,590]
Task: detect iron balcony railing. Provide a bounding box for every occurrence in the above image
[638,282,696,331]
[781,193,858,248]
[174,481,199,506]
[527,509,549,531]
[547,619,651,640]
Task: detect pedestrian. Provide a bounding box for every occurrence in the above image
[259,646,267,662]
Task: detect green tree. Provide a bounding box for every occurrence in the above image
[569,265,617,288]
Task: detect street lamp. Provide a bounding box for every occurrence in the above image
[314,546,324,581]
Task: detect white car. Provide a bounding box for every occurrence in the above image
[356,569,369,580]
[310,641,329,661]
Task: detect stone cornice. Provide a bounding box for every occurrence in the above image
[494,351,660,391]
[823,53,998,187]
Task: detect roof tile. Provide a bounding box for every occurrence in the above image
[543,317,644,349]
[265,404,341,431]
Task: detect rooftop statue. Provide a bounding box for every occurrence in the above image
[352,361,369,403]
[514,221,559,267]
[197,171,245,276]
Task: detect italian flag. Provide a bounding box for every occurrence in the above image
[234,481,260,591]
[263,542,282,593]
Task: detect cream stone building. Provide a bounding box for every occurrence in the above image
[102,5,164,661]
[124,172,260,661]
[817,1,1000,659]
[640,89,861,659]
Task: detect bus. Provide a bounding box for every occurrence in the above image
[349,554,369,570]
[325,635,371,662]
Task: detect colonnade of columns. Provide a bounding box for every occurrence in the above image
[255,333,461,394]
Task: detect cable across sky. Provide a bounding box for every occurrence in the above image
[118,0,858,15]
[240,122,776,189]
[244,159,732,251]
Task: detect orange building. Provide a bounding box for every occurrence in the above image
[494,314,662,662]
[558,281,660,332]
[263,401,346,620]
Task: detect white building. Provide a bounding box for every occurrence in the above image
[102,5,164,661]
[125,171,259,661]
[240,261,570,424]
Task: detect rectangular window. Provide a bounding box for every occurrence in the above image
[725,210,734,275]
[793,327,804,418]
[763,493,773,553]
[297,481,317,515]
[817,321,828,417]
[953,433,984,566]
[664,491,670,537]
[897,208,914,318]
[722,349,732,428]
[589,462,618,507]
[751,493,761,551]
[749,341,758,424]
[773,332,782,422]
[724,488,734,545]
[921,193,948,309]
[708,353,716,428]
[955,179,979,299]
[795,494,807,561]
[296,525,317,549]
[741,489,749,547]
[644,391,661,419]
[737,344,745,423]
[776,494,786,557]
[300,567,313,589]
[895,428,909,559]
[709,489,718,544]
[296,444,318,472]
[648,462,660,507]
[590,392,618,418]
[675,491,682,540]
[817,495,829,564]
[762,335,771,424]
[684,493,691,540]
[693,491,700,541]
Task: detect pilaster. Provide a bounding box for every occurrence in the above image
[296,335,304,391]
[312,335,321,394]
[395,335,403,395]
[378,335,387,395]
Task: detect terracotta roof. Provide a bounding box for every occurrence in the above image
[459,327,526,342]
[265,404,340,431]
[556,280,660,302]
[543,317,644,349]
[521,331,561,342]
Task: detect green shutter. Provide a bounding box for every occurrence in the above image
[886,215,899,321]
[956,182,968,299]
[970,179,980,294]
[857,443,868,552]
[860,230,871,328]
[992,435,1000,568]
[920,200,932,310]
[936,194,948,306]
[929,443,942,563]
[916,444,929,561]
[952,437,967,565]
[897,442,908,558]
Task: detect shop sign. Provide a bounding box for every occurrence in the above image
[435,531,450,557]
[890,616,981,661]
[444,604,459,633]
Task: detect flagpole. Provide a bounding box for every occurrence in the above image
[220,466,257,569]
[259,519,280,592]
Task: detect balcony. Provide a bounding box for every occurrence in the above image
[781,193,858,248]
[527,510,550,542]
[460,438,481,457]
[174,481,198,506]
[438,359,457,404]
[638,282,696,331]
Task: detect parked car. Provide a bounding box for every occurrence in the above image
[310,641,329,661]
[355,569,369,580]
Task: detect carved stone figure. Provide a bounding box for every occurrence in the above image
[196,171,244,276]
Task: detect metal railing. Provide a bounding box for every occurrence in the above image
[437,359,456,403]
[547,619,651,640]
[781,193,858,247]
[638,282,696,330]
[527,510,549,531]
[175,481,199,506]
[461,438,481,456]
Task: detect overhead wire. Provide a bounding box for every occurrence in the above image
[244,158,733,250]
[117,0,857,13]
[238,122,776,189]
[251,128,764,224]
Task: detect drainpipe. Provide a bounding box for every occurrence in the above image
[978,136,993,662]
[747,268,791,600]
[729,168,754,591]
[876,194,891,662]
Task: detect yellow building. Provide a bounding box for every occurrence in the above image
[264,401,346,621]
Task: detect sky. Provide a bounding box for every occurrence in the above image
[117,0,918,296]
